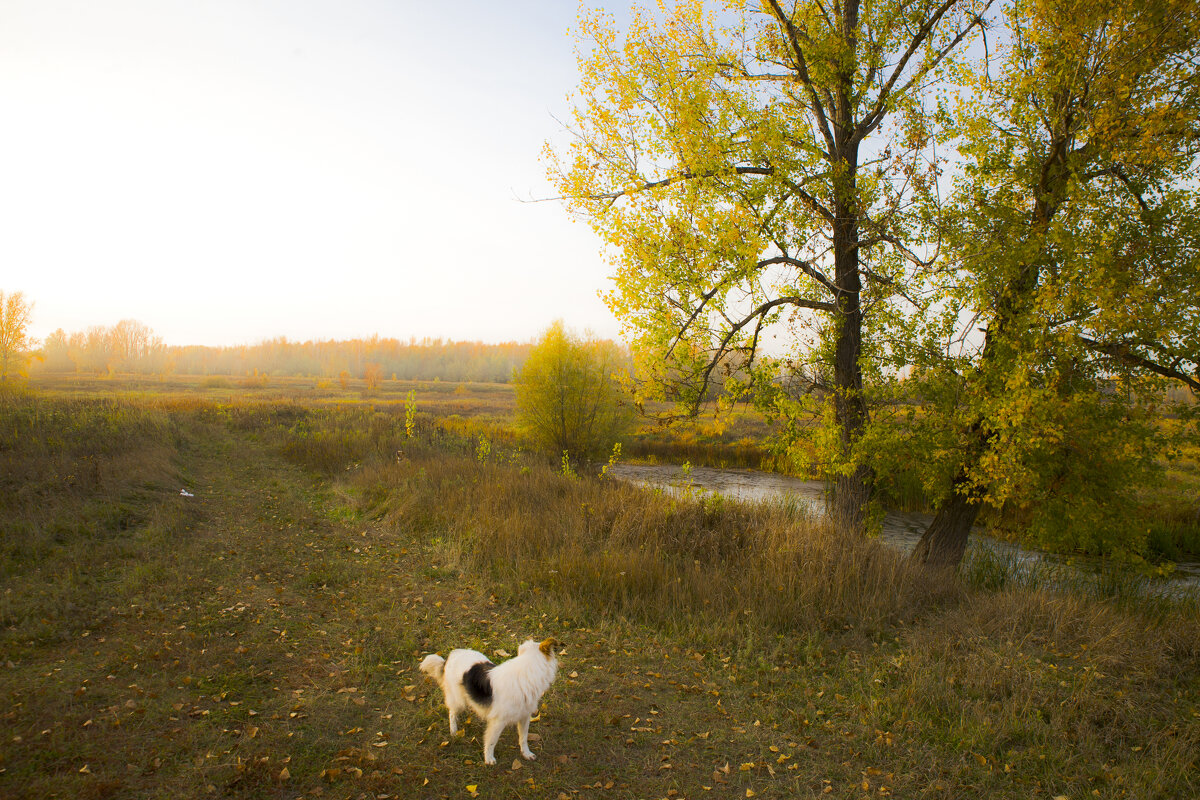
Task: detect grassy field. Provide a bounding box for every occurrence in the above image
[3,376,1199,799]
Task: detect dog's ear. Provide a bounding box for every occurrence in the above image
[539,638,559,658]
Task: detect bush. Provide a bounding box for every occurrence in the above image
[514,321,634,464]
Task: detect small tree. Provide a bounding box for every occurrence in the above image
[0,291,35,381]
[364,362,383,392]
[515,321,634,464]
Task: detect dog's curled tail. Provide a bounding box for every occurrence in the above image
[419,653,445,681]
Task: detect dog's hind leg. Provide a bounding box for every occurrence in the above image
[481,719,503,765]
[444,692,466,736]
[517,717,536,760]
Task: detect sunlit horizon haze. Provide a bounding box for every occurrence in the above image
[1,1,628,348]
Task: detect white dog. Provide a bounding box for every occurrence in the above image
[419,638,559,765]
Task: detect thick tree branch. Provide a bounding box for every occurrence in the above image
[1079,335,1200,392]
[581,163,839,223]
[682,294,838,415]
[764,0,837,154]
[1080,164,1151,213]
[858,0,995,141]
[593,165,774,201]
[759,254,838,296]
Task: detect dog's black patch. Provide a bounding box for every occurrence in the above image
[463,661,494,706]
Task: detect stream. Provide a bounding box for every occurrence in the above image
[609,463,1200,593]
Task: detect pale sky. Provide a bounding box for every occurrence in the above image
[0,1,625,347]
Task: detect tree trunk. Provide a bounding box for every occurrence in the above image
[827,138,874,536]
[912,137,1073,567]
[831,462,874,534]
[911,486,982,568]
[828,295,873,534]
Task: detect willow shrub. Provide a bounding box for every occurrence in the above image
[513,321,634,466]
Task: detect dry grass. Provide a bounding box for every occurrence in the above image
[3,381,1199,799]
[28,374,1200,558]
[625,409,775,471]
[353,452,953,645]
[886,589,1200,792]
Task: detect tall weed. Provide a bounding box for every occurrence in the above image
[353,449,956,642]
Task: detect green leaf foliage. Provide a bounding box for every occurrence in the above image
[549,0,993,531]
[903,0,1200,559]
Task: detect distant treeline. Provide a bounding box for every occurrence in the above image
[33,322,533,383]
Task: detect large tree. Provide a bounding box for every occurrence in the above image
[551,0,993,533]
[907,0,1200,566]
